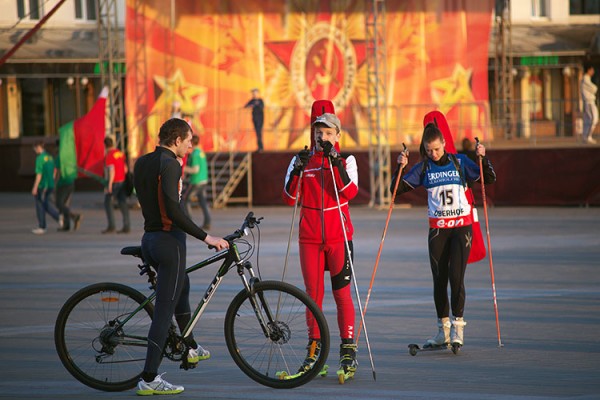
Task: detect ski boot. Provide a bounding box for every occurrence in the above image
[299,339,328,376]
[424,317,451,349]
[450,317,466,354]
[276,339,328,380]
[336,339,357,384]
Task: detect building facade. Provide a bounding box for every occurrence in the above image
[0,0,598,191]
[491,0,600,140]
[0,0,125,139]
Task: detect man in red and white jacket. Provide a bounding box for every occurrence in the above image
[283,112,359,376]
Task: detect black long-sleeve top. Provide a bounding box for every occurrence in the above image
[134,146,207,241]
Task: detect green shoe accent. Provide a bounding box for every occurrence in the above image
[187,345,210,364]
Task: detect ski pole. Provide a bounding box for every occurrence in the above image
[356,144,407,343]
[281,146,308,282]
[475,137,503,348]
[328,155,377,381]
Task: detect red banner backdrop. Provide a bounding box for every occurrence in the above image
[125,0,494,158]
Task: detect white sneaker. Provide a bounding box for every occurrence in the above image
[58,215,64,228]
[32,228,46,235]
[188,344,210,364]
[136,373,184,396]
[587,137,597,144]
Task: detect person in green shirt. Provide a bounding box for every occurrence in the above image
[31,141,60,234]
[55,146,82,232]
[182,135,211,229]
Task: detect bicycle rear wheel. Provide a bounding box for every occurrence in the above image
[54,282,153,392]
[224,280,329,389]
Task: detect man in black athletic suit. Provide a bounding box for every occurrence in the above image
[133,118,229,395]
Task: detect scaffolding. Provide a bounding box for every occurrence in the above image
[97,0,126,151]
[162,0,176,116]
[493,0,514,139]
[365,0,390,208]
[131,0,148,157]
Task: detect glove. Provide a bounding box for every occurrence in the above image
[321,140,339,160]
[293,147,310,170]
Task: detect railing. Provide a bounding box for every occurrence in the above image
[208,151,252,209]
[241,99,589,149]
[490,98,583,144]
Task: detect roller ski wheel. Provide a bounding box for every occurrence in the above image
[451,342,462,354]
[319,364,329,377]
[336,367,355,384]
[277,365,329,380]
[408,343,458,356]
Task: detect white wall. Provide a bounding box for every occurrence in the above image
[511,0,598,25]
[0,0,125,28]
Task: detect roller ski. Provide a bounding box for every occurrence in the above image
[408,317,464,356]
[408,342,461,355]
[276,340,329,380]
[336,340,357,384]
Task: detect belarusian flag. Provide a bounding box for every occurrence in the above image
[58,87,108,181]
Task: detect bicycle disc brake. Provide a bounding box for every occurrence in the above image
[267,321,291,344]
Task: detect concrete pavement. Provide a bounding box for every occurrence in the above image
[0,192,599,399]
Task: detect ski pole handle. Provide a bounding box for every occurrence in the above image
[396,143,409,168]
[475,137,482,159]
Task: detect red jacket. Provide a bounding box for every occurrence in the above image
[283,150,358,244]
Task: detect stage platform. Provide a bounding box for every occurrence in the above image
[2,138,598,206]
[250,144,600,207]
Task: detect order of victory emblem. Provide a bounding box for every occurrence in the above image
[290,22,357,114]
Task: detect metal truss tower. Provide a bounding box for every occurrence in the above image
[161,0,176,116]
[365,0,390,208]
[131,0,148,156]
[494,0,514,139]
[97,0,125,152]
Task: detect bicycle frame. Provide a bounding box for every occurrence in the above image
[182,243,256,340]
[117,229,271,352]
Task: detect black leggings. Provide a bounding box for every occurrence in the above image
[428,225,472,319]
[141,230,196,376]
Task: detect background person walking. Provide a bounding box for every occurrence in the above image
[55,143,82,232]
[581,62,598,144]
[102,136,130,234]
[182,135,211,230]
[31,141,60,235]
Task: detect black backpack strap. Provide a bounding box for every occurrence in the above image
[448,153,466,188]
[419,159,428,184]
[448,153,477,206]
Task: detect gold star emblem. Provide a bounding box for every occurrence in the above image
[153,69,207,116]
[430,63,474,114]
[144,70,208,153]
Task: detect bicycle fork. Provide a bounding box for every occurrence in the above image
[238,262,282,343]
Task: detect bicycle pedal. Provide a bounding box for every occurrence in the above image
[180,361,198,370]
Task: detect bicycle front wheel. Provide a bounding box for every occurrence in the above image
[54,283,154,392]
[224,280,330,389]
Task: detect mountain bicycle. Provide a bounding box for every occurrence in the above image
[54,212,330,391]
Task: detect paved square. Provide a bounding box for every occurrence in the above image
[1,193,598,399]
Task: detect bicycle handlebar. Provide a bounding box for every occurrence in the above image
[209,212,263,248]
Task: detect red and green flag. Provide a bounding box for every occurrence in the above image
[58,87,108,181]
